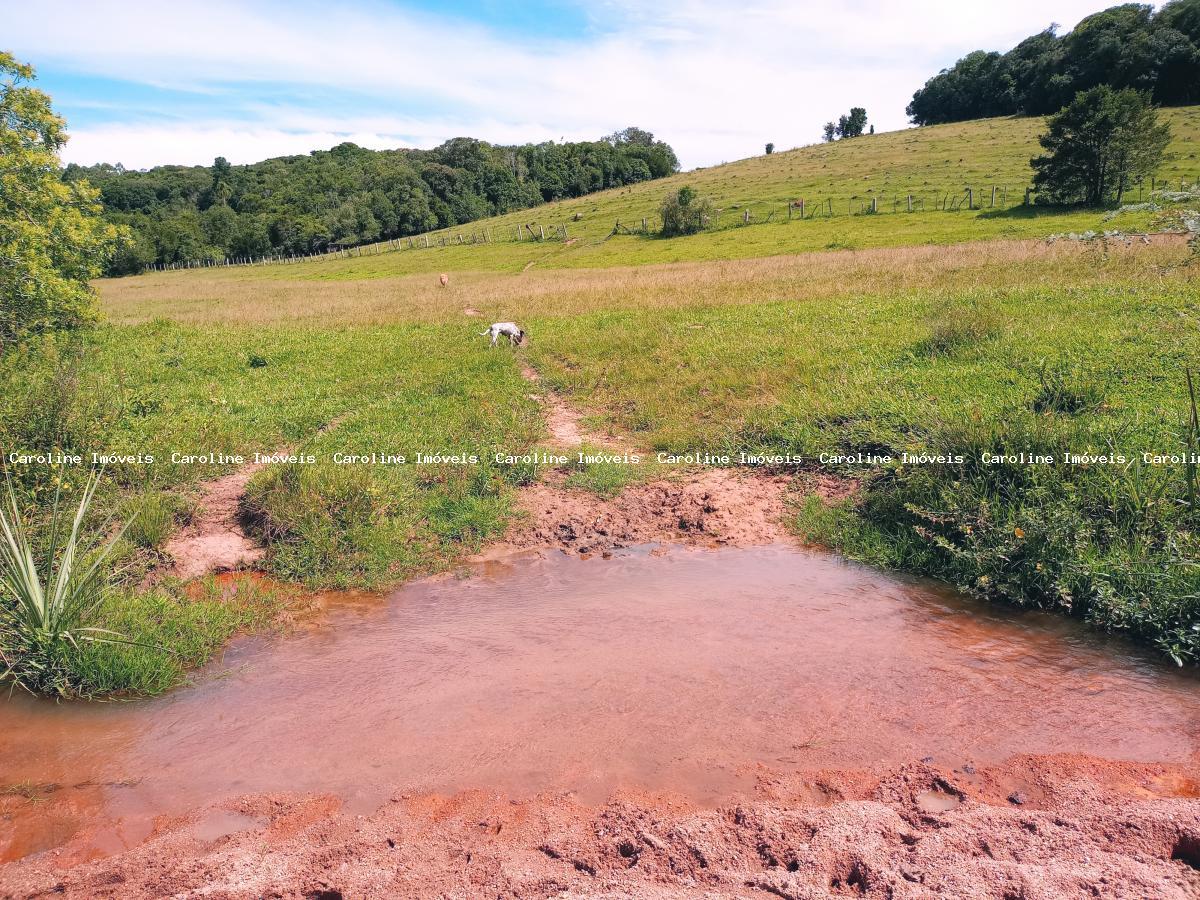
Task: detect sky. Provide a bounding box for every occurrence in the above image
[1,0,1140,171]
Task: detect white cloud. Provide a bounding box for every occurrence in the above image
[2,0,1130,169]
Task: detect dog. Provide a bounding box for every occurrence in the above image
[481,322,525,347]
[439,273,449,287]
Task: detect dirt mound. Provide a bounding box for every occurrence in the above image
[4,755,1197,899]
[485,468,853,558]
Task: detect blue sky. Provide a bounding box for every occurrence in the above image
[2,0,1131,170]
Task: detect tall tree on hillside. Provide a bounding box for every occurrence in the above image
[822,122,837,142]
[0,52,122,348]
[836,108,869,139]
[1031,86,1171,205]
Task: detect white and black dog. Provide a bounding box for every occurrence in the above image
[481,322,526,347]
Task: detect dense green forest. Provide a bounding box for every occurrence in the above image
[64,127,679,275]
[907,0,1200,125]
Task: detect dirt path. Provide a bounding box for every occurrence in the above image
[161,460,271,580]
[519,363,620,448]
[4,755,1198,898]
[491,361,853,559]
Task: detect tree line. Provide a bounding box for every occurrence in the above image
[907,0,1200,125]
[66,127,679,275]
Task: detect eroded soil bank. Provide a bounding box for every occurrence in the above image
[5,755,1200,899]
[3,545,1200,897]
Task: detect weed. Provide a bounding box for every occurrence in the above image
[124,492,179,550]
[1030,362,1108,415]
[915,300,1005,357]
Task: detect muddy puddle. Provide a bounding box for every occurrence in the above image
[3,544,1199,864]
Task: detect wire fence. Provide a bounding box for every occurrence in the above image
[149,174,1196,273]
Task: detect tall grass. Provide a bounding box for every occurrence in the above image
[0,470,141,696]
[797,382,1200,665]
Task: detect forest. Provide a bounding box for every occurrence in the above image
[907,0,1200,125]
[64,127,679,274]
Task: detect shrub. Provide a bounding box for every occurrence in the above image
[803,402,1200,665]
[0,471,137,696]
[660,187,714,237]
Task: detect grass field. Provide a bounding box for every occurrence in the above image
[4,110,1200,694]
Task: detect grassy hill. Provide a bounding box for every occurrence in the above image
[132,106,1200,279]
[5,110,1200,693]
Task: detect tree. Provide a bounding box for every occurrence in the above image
[824,109,868,142]
[1031,86,1171,205]
[907,2,1200,125]
[606,126,657,147]
[660,186,713,236]
[836,107,869,139]
[765,142,775,155]
[1,52,122,347]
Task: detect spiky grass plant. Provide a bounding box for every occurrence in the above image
[0,470,137,697]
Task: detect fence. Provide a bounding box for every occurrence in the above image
[150,174,1196,273]
[145,218,577,272]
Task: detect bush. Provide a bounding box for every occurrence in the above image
[660,186,714,237]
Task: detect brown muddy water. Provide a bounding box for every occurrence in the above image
[2,544,1199,863]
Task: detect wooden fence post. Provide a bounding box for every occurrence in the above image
[990,185,996,207]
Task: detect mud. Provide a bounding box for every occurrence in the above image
[503,359,854,557]
[9,367,1198,896]
[485,468,853,558]
[4,755,1199,898]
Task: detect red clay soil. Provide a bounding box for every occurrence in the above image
[482,468,854,560]
[161,462,269,580]
[518,363,618,448]
[3,755,1199,899]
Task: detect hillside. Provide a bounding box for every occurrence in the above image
[126,106,1200,280]
[71,128,680,274]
